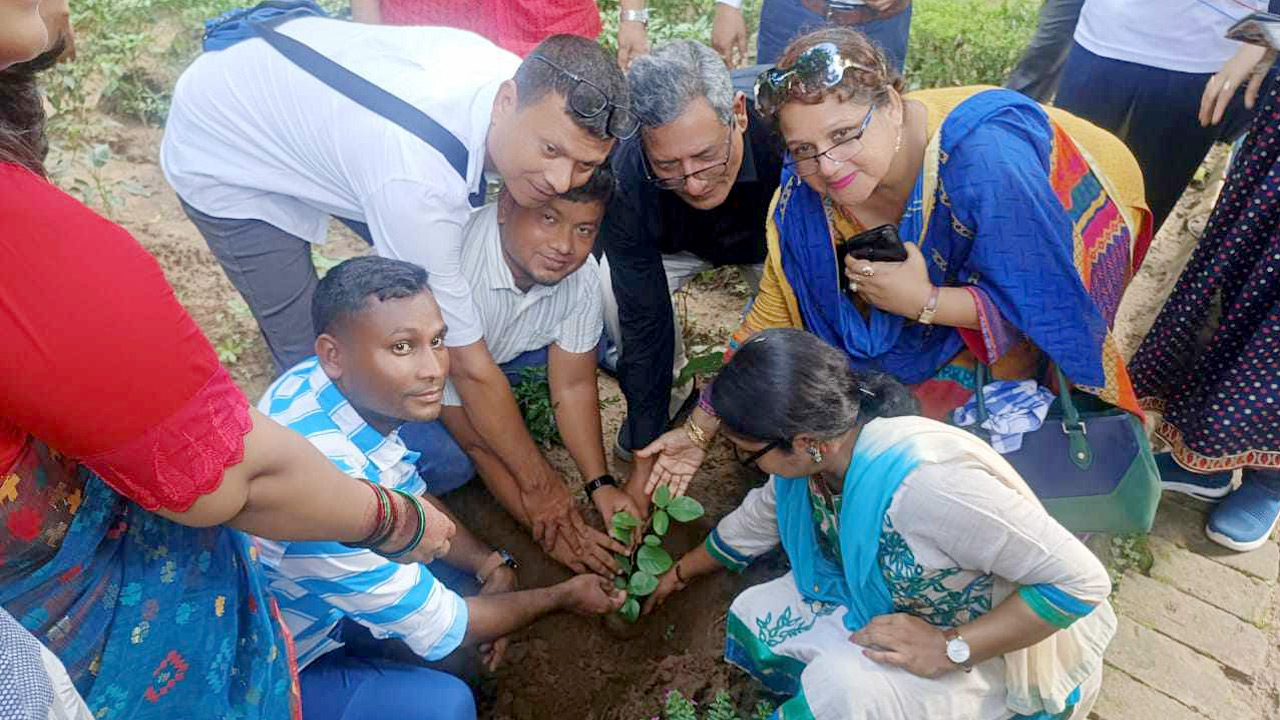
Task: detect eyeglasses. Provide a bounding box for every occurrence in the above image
[753,42,878,118]
[784,101,876,177]
[643,124,735,190]
[733,438,784,472]
[528,55,639,140]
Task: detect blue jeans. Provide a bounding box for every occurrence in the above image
[299,613,476,720]
[755,0,912,70]
[399,347,554,495]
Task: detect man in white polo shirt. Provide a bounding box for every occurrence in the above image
[162,12,634,569]
[427,167,649,573]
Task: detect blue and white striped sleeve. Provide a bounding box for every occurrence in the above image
[705,478,781,573]
[276,542,469,661]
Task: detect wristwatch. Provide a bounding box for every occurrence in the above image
[943,628,973,672]
[620,7,650,24]
[916,285,940,325]
[584,473,618,501]
[476,548,519,584]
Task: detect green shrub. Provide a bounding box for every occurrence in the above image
[904,0,1040,89]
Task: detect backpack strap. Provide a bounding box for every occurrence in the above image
[250,16,472,183]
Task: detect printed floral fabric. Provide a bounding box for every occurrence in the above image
[0,437,300,719]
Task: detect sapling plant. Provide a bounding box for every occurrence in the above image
[609,484,705,622]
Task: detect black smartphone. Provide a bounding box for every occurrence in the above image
[835,224,908,300]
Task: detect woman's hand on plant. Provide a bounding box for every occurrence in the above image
[636,428,707,498]
[850,613,955,679]
[1200,44,1272,127]
[641,564,688,615]
[844,242,933,320]
[558,574,628,615]
[477,566,517,671]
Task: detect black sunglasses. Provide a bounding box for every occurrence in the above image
[528,55,639,140]
[734,438,785,472]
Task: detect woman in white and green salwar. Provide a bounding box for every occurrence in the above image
[643,329,1117,720]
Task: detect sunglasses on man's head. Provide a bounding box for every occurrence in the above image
[753,42,877,118]
[528,55,639,140]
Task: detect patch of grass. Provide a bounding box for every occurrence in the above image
[1102,532,1154,595]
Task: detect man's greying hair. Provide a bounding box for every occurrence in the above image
[312,256,431,336]
[628,40,734,129]
[514,35,628,141]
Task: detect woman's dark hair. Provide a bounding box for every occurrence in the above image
[0,39,65,177]
[711,328,918,446]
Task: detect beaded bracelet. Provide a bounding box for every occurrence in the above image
[378,490,427,559]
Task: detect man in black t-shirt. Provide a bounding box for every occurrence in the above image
[597,40,784,460]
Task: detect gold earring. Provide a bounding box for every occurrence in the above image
[808,447,823,463]
[893,125,903,155]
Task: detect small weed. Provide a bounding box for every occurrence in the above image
[659,689,774,720]
[1104,532,1153,594]
[511,367,561,447]
[662,623,676,642]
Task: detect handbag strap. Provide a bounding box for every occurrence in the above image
[972,363,1093,470]
[249,15,476,189]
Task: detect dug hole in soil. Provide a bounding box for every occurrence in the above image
[79,110,1227,719]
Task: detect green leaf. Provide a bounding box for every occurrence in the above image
[636,545,673,575]
[610,525,632,544]
[614,575,627,590]
[612,511,640,529]
[654,484,671,509]
[652,510,670,536]
[615,553,632,575]
[644,534,661,547]
[628,570,659,596]
[666,495,705,522]
[618,597,640,623]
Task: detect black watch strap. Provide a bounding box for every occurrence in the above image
[584,474,618,500]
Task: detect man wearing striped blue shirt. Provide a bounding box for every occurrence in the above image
[257,255,625,720]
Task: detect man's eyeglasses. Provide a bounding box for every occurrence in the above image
[734,438,784,472]
[644,124,735,191]
[784,101,876,177]
[753,41,877,118]
[528,55,639,140]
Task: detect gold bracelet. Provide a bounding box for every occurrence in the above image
[685,420,709,450]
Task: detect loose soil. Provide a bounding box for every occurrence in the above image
[73,113,1225,719]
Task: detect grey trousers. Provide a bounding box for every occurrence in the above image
[1005,0,1086,103]
[180,199,319,372]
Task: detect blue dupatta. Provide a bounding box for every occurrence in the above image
[775,89,1116,389]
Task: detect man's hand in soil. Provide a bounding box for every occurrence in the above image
[477,565,518,671]
[556,574,628,616]
[523,479,586,556]
[544,523,627,577]
[591,484,645,534]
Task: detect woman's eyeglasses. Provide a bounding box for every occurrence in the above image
[644,124,734,190]
[734,438,784,472]
[528,55,639,140]
[753,41,877,118]
[784,101,875,177]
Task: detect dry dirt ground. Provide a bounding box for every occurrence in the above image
[73,116,1275,718]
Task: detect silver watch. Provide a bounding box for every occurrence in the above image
[944,628,973,672]
[620,7,650,24]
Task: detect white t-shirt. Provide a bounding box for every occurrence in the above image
[161,18,521,347]
[1075,0,1266,74]
[442,203,603,406]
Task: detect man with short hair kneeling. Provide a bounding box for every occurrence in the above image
[256,256,625,720]
[426,168,654,575]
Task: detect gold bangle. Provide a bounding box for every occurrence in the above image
[685,420,709,449]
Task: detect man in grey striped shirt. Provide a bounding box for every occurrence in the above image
[413,168,647,575]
